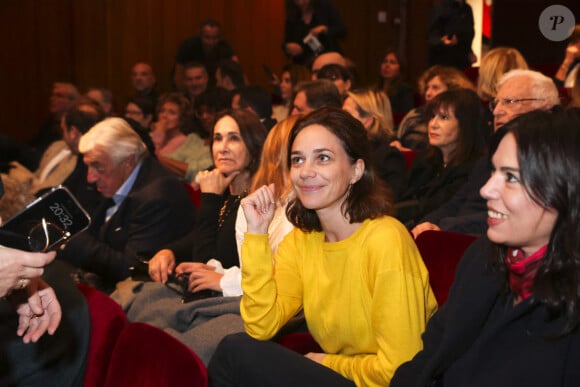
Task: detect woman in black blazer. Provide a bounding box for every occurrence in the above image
[397,88,485,226]
[392,109,580,386]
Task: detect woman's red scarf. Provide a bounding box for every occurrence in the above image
[505,245,548,301]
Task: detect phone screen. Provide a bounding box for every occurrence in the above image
[0,186,91,251]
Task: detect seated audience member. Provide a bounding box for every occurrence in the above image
[8,98,104,196]
[316,63,352,98]
[412,69,561,238]
[215,59,246,91]
[173,19,235,90]
[476,47,528,132]
[397,88,485,227]
[26,82,79,170]
[392,65,474,152]
[182,62,210,104]
[130,62,159,109]
[310,51,347,78]
[150,93,189,156]
[86,88,114,116]
[58,117,195,292]
[160,88,232,183]
[233,85,277,131]
[377,49,414,114]
[342,88,407,200]
[554,24,580,88]
[125,95,155,130]
[230,116,300,296]
[208,108,437,386]
[392,109,580,386]
[0,176,90,386]
[283,0,347,66]
[290,79,342,115]
[272,64,311,122]
[148,110,268,296]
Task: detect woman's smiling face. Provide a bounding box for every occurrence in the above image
[480,133,558,256]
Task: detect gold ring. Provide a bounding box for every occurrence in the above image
[18,278,28,289]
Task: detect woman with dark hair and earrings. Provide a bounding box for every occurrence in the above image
[392,108,580,386]
[148,109,267,296]
[208,107,437,386]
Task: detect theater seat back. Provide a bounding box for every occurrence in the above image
[77,283,127,387]
[104,322,208,387]
[415,230,477,305]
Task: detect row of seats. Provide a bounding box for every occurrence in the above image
[78,230,477,384]
[77,284,208,387]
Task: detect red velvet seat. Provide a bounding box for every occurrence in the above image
[183,182,202,208]
[77,283,127,387]
[415,230,477,305]
[401,149,417,170]
[104,322,208,387]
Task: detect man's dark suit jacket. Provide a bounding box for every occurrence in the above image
[391,238,580,387]
[59,155,195,288]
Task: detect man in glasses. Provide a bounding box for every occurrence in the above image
[412,69,560,237]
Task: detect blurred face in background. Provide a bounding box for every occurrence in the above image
[158,102,181,132]
[280,71,293,102]
[201,25,220,50]
[380,53,401,80]
[125,102,152,129]
[131,63,156,92]
[184,67,209,98]
[424,75,448,103]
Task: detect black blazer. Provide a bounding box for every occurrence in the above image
[59,156,196,285]
[392,238,580,387]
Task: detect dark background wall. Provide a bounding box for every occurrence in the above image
[0,0,578,143]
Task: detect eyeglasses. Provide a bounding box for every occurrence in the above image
[489,98,544,112]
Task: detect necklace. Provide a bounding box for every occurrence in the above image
[217,193,245,229]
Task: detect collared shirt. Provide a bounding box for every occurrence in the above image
[105,162,143,222]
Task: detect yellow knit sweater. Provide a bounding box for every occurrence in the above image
[241,216,437,386]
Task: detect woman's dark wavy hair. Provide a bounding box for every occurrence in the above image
[487,109,580,334]
[211,109,268,176]
[285,107,394,232]
[425,88,486,167]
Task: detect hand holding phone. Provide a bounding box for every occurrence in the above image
[0,186,91,252]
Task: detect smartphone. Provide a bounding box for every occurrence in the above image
[0,186,91,252]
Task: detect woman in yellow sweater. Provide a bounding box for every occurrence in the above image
[209,107,437,386]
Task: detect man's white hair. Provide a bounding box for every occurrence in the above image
[497,69,560,109]
[78,117,147,165]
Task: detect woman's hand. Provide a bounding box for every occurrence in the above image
[304,352,326,364]
[175,262,223,292]
[240,184,276,235]
[309,25,328,36]
[0,247,55,297]
[148,249,176,283]
[14,278,62,343]
[285,42,303,57]
[198,169,240,195]
[389,140,412,153]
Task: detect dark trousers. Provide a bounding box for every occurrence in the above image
[208,332,356,387]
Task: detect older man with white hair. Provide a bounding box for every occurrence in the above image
[412,69,560,237]
[58,117,195,292]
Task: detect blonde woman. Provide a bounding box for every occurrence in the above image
[233,116,300,293]
[343,88,407,199]
[477,47,528,102]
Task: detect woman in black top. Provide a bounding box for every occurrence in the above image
[397,88,484,226]
[148,109,267,295]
